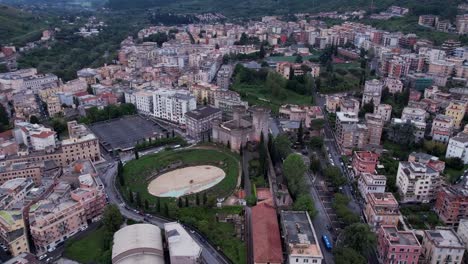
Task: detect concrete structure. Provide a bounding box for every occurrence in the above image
[325,95,340,113]
[457,219,468,252]
[362,79,383,105]
[422,228,465,264]
[0,161,43,186]
[446,126,468,164]
[4,252,41,264]
[374,104,392,122]
[281,211,323,264]
[352,151,379,176]
[434,178,468,227]
[125,91,154,115]
[377,226,422,264]
[112,224,164,264]
[335,112,362,154]
[384,77,403,94]
[216,64,233,90]
[365,113,384,146]
[251,203,283,264]
[212,105,270,152]
[364,192,400,231]
[164,222,202,264]
[212,90,248,114]
[445,100,466,129]
[396,161,441,203]
[339,98,360,115]
[358,173,386,200]
[401,107,427,123]
[13,122,57,151]
[0,210,30,256]
[185,106,222,141]
[0,178,34,210]
[390,118,427,143]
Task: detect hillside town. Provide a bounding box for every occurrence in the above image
[0,5,468,264]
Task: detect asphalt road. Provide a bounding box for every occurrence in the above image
[97,161,230,264]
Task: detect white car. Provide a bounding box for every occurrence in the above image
[38,254,47,260]
[47,247,55,253]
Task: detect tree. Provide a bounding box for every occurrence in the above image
[310,157,321,173]
[283,153,307,197]
[178,197,183,208]
[274,134,292,160]
[144,199,149,210]
[185,197,189,207]
[293,195,317,217]
[117,161,125,186]
[309,136,323,149]
[446,157,464,170]
[334,247,366,264]
[342,223,377,257]
[0,104,9,132]
[102,205,123,233]
[128,189,134,204]
[203,192,207,205]
[359,100,374,118]
[196,193,200,206]
[135,192,142,208]
[324,166,347,188]
[87,85,94,95]
[226,141,231,149]
[297,121,304,147]
[164,203,169,216]
[29,115,40,124]
[259,44,266,58]
[295,54,303,63]
[134,150,139,159]
[156,197,161,212]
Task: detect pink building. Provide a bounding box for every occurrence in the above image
[352,151,380,176]
[364,193,400,231]
[377,225,422,264]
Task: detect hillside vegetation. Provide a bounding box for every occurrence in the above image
[0,5,48,45]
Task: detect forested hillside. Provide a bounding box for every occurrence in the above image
[0,4,48,45]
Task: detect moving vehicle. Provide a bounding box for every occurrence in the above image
[322,235,332,251]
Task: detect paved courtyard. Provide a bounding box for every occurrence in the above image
[90,115,165,152]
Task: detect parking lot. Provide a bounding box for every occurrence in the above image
[90,115,166,152]
[314,180,344,233]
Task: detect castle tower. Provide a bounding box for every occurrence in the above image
[250,106,271,142]
[232,105,247,128]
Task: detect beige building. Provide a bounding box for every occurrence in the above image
[112,224,164,264]
[279,104,324,128]
[374,104,392,122]
[0,210,30,256]
[339,98,360,115]
[445,100,466,129]
[364,192,400,231]
[396,161,441,203]
[384,77,403,94]
[45,95,62,117]
[365,113,384,146]
[165,222,202,264]
[185,106,222,141]
[325,95,340,113]
[0,178,34,210]
[362,79,383,105]
[422,228,465,264]
[0,161,43,186]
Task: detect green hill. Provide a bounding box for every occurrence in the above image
[0,5,48,45]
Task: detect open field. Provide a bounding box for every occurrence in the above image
[64,226,108,263]
[148,165,226,197]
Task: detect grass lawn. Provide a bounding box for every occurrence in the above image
[64,226,108,263]
[318,62,364,94]
[232,83,313,113]
[400,204,444,230]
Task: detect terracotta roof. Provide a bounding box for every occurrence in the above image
[31,131,55,139]
[0,130,13,140]
[251,203,283,263]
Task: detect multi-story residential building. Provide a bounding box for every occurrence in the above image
[276,62,320,79]
[362,79,383,105]
[422,228,465,264]
[365,113,384,146]
[45,95,62,117]
[216,64,233,90]
[446,126,468,164]
[0,162,43,185]
[374,104,392,122]
[0,178,34,210]
[377,225,422,264]
[434,178,468,227]
[364,192,400,231]
[335,112,361,153]
[384,77,403,94]
[13,122,57,151]
[408,152,445,173]
[281,211,323,264]
[430,114,454,143]
[212,90,248,114]
[456,14,468,34]
[325,95,340,113]
[61,121,101,165]
[0,210,30,256]
[22,74,59,92]
[396,161,441,203]
[339,98,360,115]
[358,173,387,200]
[401,107,427,123]
[445,100,467,129]
[352,151,379,176]
[418,15,439,27]
[185,106,222,141]
[457,219,468,252]
[153,89,197,125]
[279,105,324,128]
[125,90,154,115]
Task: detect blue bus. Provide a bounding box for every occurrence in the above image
[322,235,333,251]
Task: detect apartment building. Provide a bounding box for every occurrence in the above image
[456,14,468,34]
[362,79,383,105]
[396,161,441,203]
[216,64,233,90]
[0,210,30,256]
[384,77,403,94]
[401,107,427,123]
[153,89,197,125]
[0,162,43,185]
[374,104,392,122]
[45,96,62,117]
[431,114,454,143]
[408,152,445,173]
[185,106,222,141]
[22,74,59,92]
[279,105,324,128]
[422,228,465,264]
[125,90,154,115]
[335,112,362,154]
[281,211,323,264]
[434,179,468,227]
[457,219,468,252]
[325,95,340,113]
[377,226,422,264]
[446,126,468,164]
[0,178,34,210]
[339,98,360,115]
[212,90,248,113]
[445,100,467,129]
[13,122,57,151]
[364,192,400,231]
[365,113,384,146]
[352,151,379,176]
[358,173,386,200]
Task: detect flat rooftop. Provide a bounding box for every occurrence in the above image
[383,226,420,246]
[89,115,165,152]
[425,228,465,249]
[281,211,323,258]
